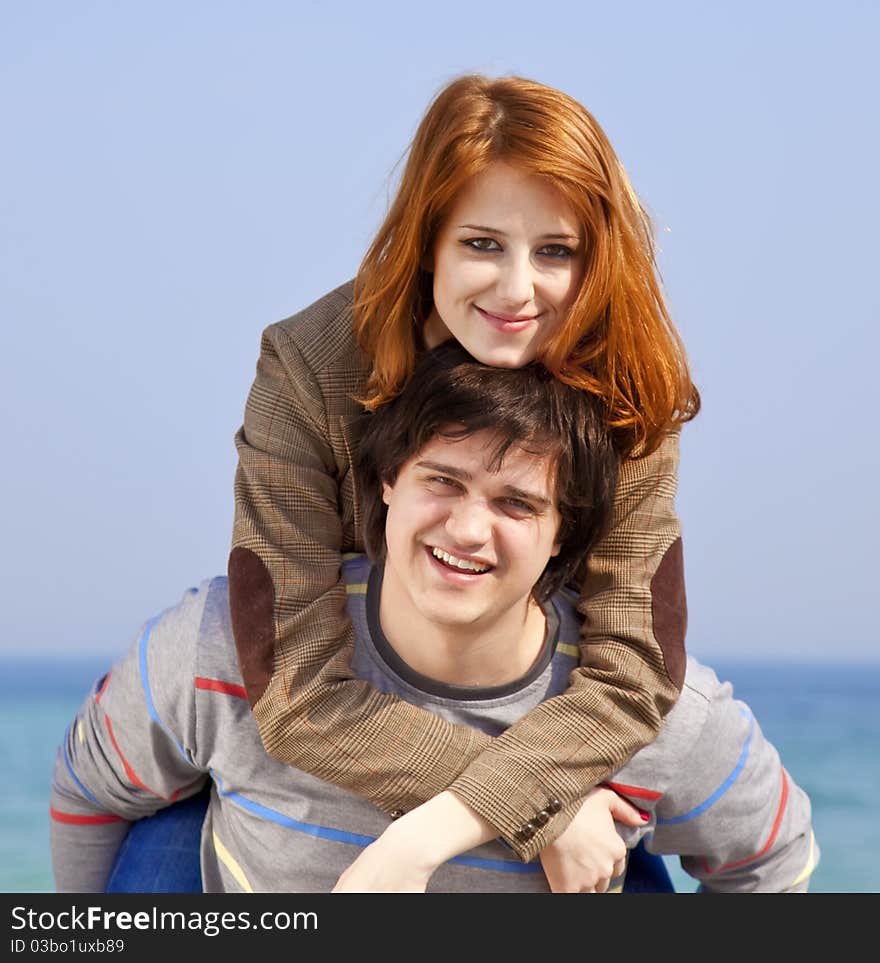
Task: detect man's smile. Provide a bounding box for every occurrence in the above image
[428,546,494,575]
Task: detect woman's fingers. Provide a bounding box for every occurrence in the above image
[603,788,648,827]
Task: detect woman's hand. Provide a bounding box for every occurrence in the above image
[331,789,496,893]
[539,786,645,893]
[331,831,434,893]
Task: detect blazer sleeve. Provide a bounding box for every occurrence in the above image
[229,293,688,862]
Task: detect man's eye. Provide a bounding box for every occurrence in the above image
[538,244,574,259]
[503,498,535,514]
[428,476,460,490]
[462,237,501,252]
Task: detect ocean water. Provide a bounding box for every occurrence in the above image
[1,657,877,893]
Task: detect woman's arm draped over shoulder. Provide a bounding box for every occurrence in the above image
[229,282,493,814]
[229,281,687,862]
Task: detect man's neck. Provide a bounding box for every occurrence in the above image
[377,564,548,688]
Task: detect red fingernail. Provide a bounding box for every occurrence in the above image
[640,811,650,821]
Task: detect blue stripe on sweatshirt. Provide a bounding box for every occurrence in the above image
[62,723,102,806]
[212,774,541,875]
[657,706,754,826]
[137,613,190,764]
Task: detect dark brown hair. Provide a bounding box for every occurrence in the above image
[353,73,699,457]
[355,341,620,602]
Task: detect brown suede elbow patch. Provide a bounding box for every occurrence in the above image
[228,547,276,707]
[650,537,687,690]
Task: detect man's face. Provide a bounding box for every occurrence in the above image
[381,430,561,633]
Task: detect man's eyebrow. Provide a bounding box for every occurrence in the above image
[458,223,581,241]
[415,461,553,508]
[414,460,472,481]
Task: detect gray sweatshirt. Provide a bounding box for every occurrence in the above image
[51,555,818,892]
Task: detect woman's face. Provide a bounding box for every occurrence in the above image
[422,161,586,368]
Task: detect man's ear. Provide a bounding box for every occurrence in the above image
[550,541,561,558]
[382,481,393,506]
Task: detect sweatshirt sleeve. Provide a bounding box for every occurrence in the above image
[229,286,687,861]
[645,666,819,893]
[50,586,211,892]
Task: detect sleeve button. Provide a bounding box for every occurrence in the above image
[547,797,563,814]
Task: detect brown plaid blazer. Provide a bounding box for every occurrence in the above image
[229,279,687,861]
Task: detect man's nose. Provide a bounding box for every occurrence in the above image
[445,499,492,547]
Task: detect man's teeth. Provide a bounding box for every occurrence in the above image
[431,547,490,573]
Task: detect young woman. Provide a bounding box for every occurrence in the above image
[228,73,699,889]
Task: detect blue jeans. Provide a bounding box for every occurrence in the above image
[105,789,674,893]
[105,790,207,893]
[624,839,676,893]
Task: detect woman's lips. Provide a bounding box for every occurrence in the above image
[476,306,537,332]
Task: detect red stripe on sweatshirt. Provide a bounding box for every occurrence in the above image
[702,767,790,874]
[195,677,247,699]
[605,781,662,801]
[49,806,125,826]
[95,672,112,704]
[104,715,179,802]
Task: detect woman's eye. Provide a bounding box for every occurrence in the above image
[538,244,574,259]
[462,237,501,252]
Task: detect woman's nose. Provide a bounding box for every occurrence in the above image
[495,252,535,306]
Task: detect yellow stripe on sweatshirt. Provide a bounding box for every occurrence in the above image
[213,831,254,893]
[787,831,819,889]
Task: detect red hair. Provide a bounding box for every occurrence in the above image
[353,74,699,456]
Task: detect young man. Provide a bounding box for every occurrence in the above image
[50,344,818,893]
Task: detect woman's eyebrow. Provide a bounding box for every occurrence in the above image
[458,223,580,241]
[458,223,506,235]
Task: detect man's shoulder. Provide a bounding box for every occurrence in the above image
[340,553,372,628]
[341,552,371,587]
[644,659,736,762]
[147,576,236,672]
[548,593,729,741]
[548,590,726,717]
[679,658,727,703]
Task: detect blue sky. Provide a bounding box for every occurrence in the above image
[1,1,877,662]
